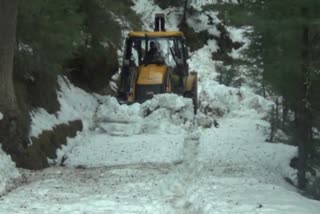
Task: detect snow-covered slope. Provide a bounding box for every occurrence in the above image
[1,0,320,213]
[0,148,20,196]
[0,112,21,196]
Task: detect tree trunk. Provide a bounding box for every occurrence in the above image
[0,0,24,165]
[275,97,279,129]
[262,78,266,98]
[0,0,18,113]
[297,25,313,189]
[182,0,188,26]
[282,96,288,130]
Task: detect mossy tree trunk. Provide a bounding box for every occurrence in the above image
[0,0,25,163]
[0,0,17,113]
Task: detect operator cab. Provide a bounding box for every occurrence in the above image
[118,14,196,108]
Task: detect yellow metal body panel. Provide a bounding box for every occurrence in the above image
[137,64,167,85]
[128,31,184,38]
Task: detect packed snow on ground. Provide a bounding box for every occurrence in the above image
[2,75,320,213]
[2,0,320,213]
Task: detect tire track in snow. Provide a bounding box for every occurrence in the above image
[161,132,203,214]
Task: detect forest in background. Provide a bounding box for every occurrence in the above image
[0,0,320,198]
[0,0,141,169]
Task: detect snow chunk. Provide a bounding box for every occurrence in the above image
[141,94,194,123]
[208,26,221,37]
[0,112,3,120]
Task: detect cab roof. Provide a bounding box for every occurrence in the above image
[128,31,184,38]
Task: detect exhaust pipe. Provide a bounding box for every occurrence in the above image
[154,13,166,32]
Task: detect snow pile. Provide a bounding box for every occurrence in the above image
[28,72,196,168]
[93,94,194,135]
[55,94,195,167]
[199,80,273,118]
[30,77,99,138]
[0,148,20,196]
[188,44,219,83]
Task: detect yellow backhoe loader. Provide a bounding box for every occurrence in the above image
[118,14,198,113]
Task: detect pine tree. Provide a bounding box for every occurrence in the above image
[210,0,320,188]
[16,0,84,77]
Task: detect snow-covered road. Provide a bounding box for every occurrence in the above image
[1,112,320,214]
[1,88,320,213]
[1,1,320,212]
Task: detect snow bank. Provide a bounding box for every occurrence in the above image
[188,44,219,82]
[198,117,297,184]
[56,94,195,167]
[189,176,320,214]
[199,80,273,118]
[0,148,20,196]
[30,76,99,138]
[28,72,195,168]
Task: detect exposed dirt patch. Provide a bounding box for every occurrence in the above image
[21,120,83,170]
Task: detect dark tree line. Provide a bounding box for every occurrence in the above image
[206,0,320,189]
[0,0,141,167]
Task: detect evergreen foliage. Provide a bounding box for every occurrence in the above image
[16,0,84,76]
[154,0,185,9]
[209,0,320,189]
[66,0,141,92]
[15,0,141,94]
